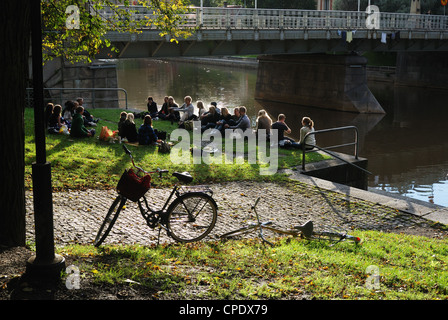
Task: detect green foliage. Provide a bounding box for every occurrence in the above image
[41,0,194,63]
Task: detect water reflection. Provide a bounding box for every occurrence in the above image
[117,58,257,113]
[116,58,448,207]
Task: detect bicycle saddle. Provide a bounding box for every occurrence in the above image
[294,220,313,239]
[173,171,193,183]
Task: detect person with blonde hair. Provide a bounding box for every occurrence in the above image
[197,101,206,118]
[298,116,316,150]
[121,112,138,142]
[178,95,195,125]
[256,109,272,138]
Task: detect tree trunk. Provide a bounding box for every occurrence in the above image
[0,1,31,247]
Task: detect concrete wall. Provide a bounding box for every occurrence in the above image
[302,152,369,190]
[42,58,119,108]
[395,52,448,89]
[255,53,385,114]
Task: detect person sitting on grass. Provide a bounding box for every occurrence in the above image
[138,115,161,145]
[44,102,54,129]
[117,111,127,140]
[224,106,250,131]
[77,97,98,126]
[147,96,159,119]
[121,113,139,143]
[48,104,66,131]
[70,106,96,138]
[256,109,272,140]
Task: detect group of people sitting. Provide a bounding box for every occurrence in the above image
[137,95,316,150]
[45,97,98,138]
[117,111,162,146]
[45,93,315,150]
[268,113,316,150]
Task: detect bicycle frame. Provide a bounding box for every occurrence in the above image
[94,145,218,246]
[122,144,213,231]
[220,197,361,246]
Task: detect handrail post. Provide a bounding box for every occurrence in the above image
[301,126,359,170]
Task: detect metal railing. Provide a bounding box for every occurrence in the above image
[301,125,371,175]
[100,6,448,32]
[26,87,128,109]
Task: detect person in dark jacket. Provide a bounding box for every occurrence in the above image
[121,113,138,142]
[147,96,158,118]
[138,115,161,145]
[70,106,95,138]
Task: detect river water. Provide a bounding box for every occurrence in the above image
[116,58,448,207]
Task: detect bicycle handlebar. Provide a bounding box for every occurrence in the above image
[123,144,132,155]
[122,144,169,178]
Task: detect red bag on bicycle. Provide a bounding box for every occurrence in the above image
[116,169,151,202]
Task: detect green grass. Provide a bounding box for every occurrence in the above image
[58,230,448,300]
[24,107,329,191]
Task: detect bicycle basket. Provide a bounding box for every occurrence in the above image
[116,169,151,202]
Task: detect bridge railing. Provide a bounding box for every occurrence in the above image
[101,6,448,32]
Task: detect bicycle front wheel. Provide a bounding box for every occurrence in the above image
[166,193,217,242]
[94,195,127,247]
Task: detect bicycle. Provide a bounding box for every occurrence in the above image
[220,197,361,247]
[94,145,218,247]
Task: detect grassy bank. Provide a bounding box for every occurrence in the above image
[58,230,448,300]
[22,107,448,301]
[24,107,328,191]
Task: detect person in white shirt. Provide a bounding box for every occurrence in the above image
[298,116,316,150]
[178,95,195,124]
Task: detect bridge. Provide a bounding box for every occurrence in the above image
[47,7,448,114]
[98,6,448,58]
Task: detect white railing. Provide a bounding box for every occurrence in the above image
[100,7,448,31]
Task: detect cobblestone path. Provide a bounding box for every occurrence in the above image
[25,181,446,247]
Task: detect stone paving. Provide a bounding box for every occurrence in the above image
[25,180,446,247]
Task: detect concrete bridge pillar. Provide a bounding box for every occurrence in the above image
[255,53,385,114]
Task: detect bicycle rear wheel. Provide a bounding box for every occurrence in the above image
[94,195,127,247]
[166,192,217,242]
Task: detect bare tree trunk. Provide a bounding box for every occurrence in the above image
[0,1,31,247]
